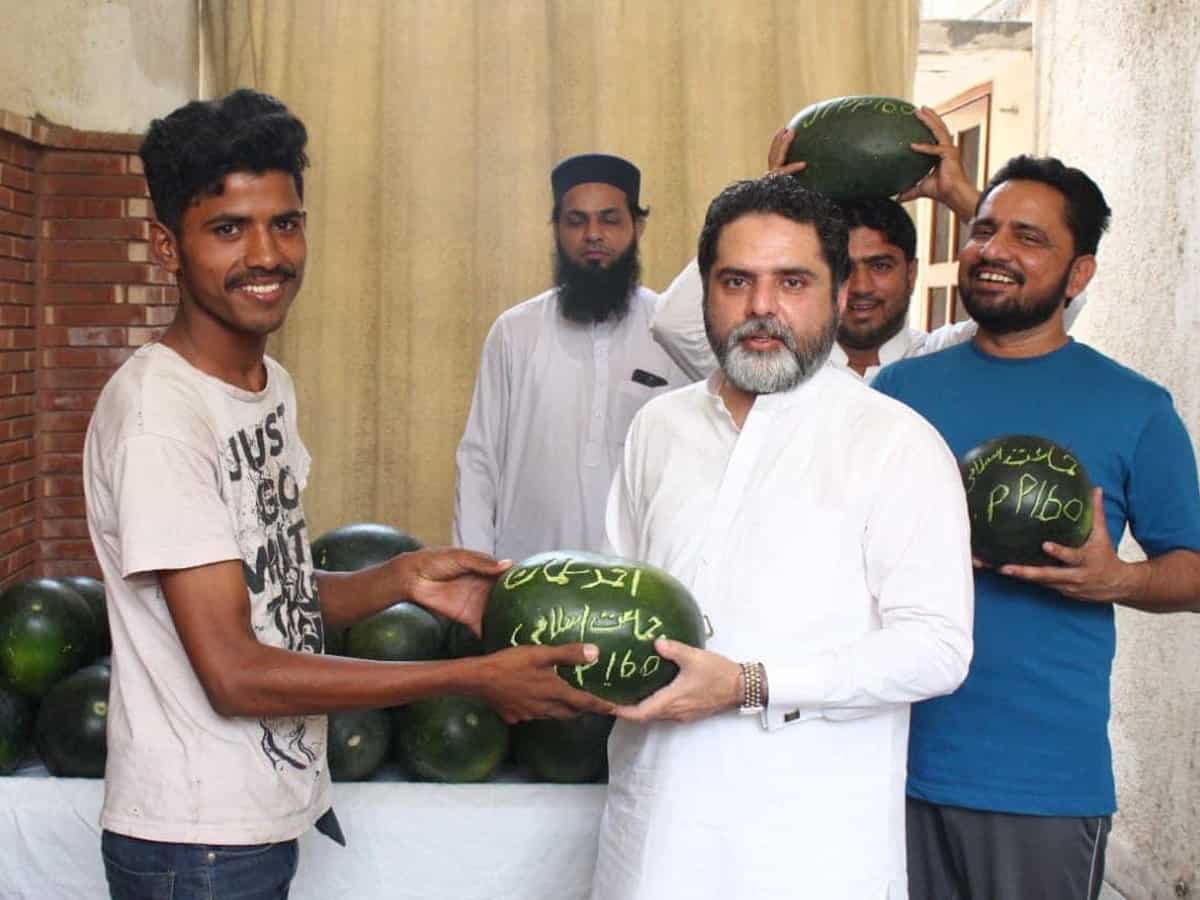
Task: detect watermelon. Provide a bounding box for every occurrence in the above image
[0,578,97,697]
[784,95,935,199]
[960,434,1094,567]
[327,708,391,781]
[310,522,452,651]
[344,602,443,662]
[482,551,707,705]
[514,713,614,783]
[392,695,508,783]
[34,662,110,778]
[0,684,34,774]
[443,620,484,658]
[311,523,422,572]
[58,575,109,658]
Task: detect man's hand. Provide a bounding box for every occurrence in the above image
[470,644,616,724]
[766,127,807,177]
[394,547,511,636]
[897,106,980,219]
[613,638,741,724]
[998,488,1146,603]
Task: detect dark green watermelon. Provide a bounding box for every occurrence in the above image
[0,683,34,774]
[392,695,508,783]
[514,713,614,783]
[0,578,96,697]
[310,523,422,572]
[442,620,484,658]
[58,575,109,658]
[785,95,935,199]
[344,602,443,662]
[34,662,110,778]
[961,434,1094,567]
[327,708,391,782]
[482,551,706,705]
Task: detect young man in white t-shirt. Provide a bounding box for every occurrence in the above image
[84,89,611,900]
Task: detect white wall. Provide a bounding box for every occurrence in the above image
[0,0,197,133]
[1037,1,1200,897]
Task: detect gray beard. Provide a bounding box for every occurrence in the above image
[711,312,837,395]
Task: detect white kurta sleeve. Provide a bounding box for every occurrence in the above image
[759,422,974,731]
[452,321,511,555]
[650,259,717,382]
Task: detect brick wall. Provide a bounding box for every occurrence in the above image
[0,109,176,586]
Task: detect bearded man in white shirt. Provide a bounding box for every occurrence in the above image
[592,175,974,900]
[454,154,687,562]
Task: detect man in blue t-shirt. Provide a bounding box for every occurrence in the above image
[873,155,1200,900]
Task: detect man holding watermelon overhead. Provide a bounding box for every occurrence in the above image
[650,108,1088,384]
[591,175,974,899]
[453,154,687,563]
[872,157,1200,899]
[83,90,612,900]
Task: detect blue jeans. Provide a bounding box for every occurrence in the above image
[102,830,299,900]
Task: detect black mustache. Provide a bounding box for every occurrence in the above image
[969,263,1024,285]
[226,267,297,290]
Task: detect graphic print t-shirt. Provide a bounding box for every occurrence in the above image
[84,343,330,844]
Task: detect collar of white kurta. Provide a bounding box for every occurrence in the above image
[703,361,843,428]
[827,325,921,374]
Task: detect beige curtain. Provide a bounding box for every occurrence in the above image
[203,0,918,545]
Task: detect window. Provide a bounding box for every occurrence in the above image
[922,84,991,330]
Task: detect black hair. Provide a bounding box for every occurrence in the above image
[139,88,309,235]
[551,198,650,223]
[977,155,1111,256]
[697,174,849,286]
[837,196,916,260]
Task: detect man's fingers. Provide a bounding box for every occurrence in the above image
[613,687,673,722]
[652,637,692,664]
[766,127,795,170]
[997,562,1068,585]
[773,161,807,177]
[915,106,954,144]
[557,685,616,717]
[1040,541,1085,566]
[532,642,600,667]
[1086,487,1108,542]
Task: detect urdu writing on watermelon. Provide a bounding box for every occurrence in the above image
[592,364,974,900]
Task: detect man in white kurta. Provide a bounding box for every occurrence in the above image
[592,176,973,900]
[454,154,687,562]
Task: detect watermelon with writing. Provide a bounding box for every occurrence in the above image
[784,95,935,200]
[482,551,707,705]
[960,434,1094,567]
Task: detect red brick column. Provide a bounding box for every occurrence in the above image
[0,110,177,585]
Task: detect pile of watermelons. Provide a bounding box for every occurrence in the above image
[319,527,647,785]
[2,524,707,788]
[0,574,112,778]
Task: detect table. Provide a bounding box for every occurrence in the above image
[0,765,607,900]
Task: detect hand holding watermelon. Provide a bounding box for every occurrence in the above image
[896,106,980,218]
[395,547,513,636]
[765,127,807,178]
[994,487,1143,604]
[612,638,742,724]
[469,643,616,724]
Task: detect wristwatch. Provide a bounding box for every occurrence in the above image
[738,661,766,715]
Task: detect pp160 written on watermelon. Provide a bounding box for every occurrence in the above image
[964,442,1087,525]
[502,558,666,688]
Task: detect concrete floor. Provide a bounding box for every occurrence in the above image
[1099,884,1126,900]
